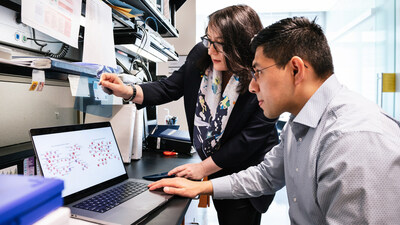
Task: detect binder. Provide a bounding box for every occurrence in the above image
[146,128,193,154]
[0,175,64,225]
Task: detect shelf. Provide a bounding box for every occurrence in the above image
[0,142,34,168]
[123,0,180,37]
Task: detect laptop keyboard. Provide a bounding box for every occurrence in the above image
[73,181,148,213]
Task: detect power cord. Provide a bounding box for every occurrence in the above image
[30,29,47,52]
[29,28,70,59]
[46,43,70,59]
[135,60,152,82]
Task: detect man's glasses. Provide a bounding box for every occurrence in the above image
[251,63,308,81]
[251,64,277,81]
[201,36,224,52]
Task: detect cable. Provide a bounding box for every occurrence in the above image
[144,16,158,32]
[26,37,62,43]
[137,26,148,50]
[30,28,70,59]
[135,60,152,82]
[46,43,70,59]
[136,25,148,66]
[32,29,47,51]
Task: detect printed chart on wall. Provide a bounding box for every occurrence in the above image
[21,0,82,48]
[32,127,126,197]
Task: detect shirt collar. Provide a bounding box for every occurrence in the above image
[289,75,342,137]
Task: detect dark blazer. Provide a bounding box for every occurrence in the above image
[137,43,279,213]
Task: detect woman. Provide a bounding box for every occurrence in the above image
[100,5,278,225]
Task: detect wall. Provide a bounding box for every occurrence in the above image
[395,0,399,119]
[156,0,197,131]
[326,0,399,119]
[166,0,197,55]
[0,76,77,147]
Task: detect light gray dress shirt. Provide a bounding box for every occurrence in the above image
[212,74,400,224]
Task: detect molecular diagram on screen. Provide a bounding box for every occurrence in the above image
[40,144,88,176]
[88,140,120,167]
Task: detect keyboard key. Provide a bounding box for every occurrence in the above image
[73,181,147,213]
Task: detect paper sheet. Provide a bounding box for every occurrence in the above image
[29,69,46,91]
[83,0,117,68]
[21,0,81,48]
[68,75,90,97]
[93,82,108,101]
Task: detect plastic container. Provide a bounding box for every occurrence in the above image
[0,175,64,225]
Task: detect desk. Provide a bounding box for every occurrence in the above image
[125,150,201,225]
[0,143,201,225]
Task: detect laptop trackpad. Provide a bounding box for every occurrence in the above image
[103,191,171,224]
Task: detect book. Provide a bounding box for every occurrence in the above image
[0,46,12,60]
[10,56,99,76]
[11,56,52,68]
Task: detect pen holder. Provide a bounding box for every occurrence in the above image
[164,108,177,125]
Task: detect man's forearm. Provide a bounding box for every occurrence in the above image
[200,157,222,177]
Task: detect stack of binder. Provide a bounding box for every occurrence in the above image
[146,126,193,154]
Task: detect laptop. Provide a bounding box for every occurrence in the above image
[30,122,173,225]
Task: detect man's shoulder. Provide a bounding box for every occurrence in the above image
[324,89,382,133]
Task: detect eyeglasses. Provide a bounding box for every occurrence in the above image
[251,63,308,81]
[251,64,277,81]
[201,36,224,52]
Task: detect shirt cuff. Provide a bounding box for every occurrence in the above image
[211,176,234,199]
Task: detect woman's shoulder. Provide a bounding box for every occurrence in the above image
[187,42,208,60]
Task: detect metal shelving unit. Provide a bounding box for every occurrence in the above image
[123,0,184,37]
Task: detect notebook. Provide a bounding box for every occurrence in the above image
[30,122,173,225]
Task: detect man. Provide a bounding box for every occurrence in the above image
[149,17,400,224]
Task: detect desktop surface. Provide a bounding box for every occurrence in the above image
[125,150,201,225]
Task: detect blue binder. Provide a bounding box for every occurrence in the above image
[0,175,64,225]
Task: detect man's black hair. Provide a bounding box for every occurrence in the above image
[250,17,334,78]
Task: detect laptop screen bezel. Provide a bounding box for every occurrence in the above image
[30,122,130,205]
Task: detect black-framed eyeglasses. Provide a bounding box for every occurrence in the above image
[251,63,308,81]
[201,36,224,52]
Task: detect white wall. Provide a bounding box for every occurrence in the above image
[0,77,77,147]
[166,0,197,55]
[156,0,197,131]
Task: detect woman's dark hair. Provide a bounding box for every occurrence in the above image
[197,5,263,93]
[250,17,334,78]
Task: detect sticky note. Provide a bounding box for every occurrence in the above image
[382,73,396,92]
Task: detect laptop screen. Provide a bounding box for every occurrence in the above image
[31,122,126,198]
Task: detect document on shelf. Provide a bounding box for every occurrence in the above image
[83,0,117,69]
[11,56,52,69]
[0,56,52,69]
[21,0,82,48]
[0,58,34,68]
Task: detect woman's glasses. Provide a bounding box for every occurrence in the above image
[201,36,224,52]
